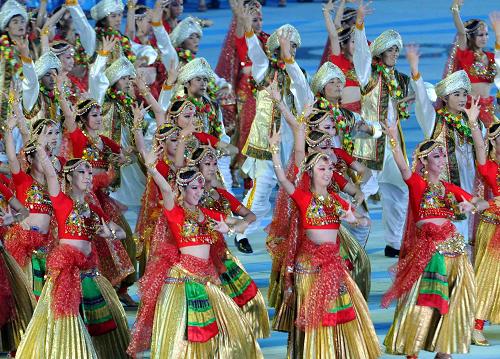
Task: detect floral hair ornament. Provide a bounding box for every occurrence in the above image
[175,167,205,187]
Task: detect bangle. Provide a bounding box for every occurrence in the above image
[65,0,77,5]
[389,137,397,149]
[270,143,280,154]
[163,83,174,90]
[97,49,110,57]
[179,134,188,142]
[146,161,156,169]
[151,20,162,27]
[139,87,150,97]
[283,56,294,64]
[355,21,364,30]
[450,4,461,12]
[244,30,254,38]
[132,125,142,132]
[41,27,50,36]
[20,55,32,64]
[411,72,421,81]
[110,228,117,240]
[273,164,282,170]
[470,120,479,130]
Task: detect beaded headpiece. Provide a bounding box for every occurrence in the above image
[434,70,471,98]
[311,61,345,95]
[50,41,75,56]
[338,26,354,43]
[76,99,100,117]
[170,16,203,48]
[23,140,37,155]
[488,123,500,141]
[91,0,124,21]
[155,123,180,141]
[167,98,196,118]
[63,158,91,174]
[175,167,205,187]
[34,51,61,79]
[134,5,148,19]
[32,118,57,136]
[342,8,357,23]
[105,56,136,86]
[410,140,445,172]
[306,129,331,148]
[177,57,215,84]
[0,0,27,31]
[370,29,403,57]
[267,24,301,54]
[306,109,330,127]
[464,19,487,35]
[187,145,218,167]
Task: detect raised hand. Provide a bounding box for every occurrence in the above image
[240,4,254,33]
[380,121,399,141]
[405,44,420,75]
[212,215,230,234]
[458,196,476,214]
[132,102,151,124]
[166,59,179,86]
[101,35,118,54]
[355,0,373,25]
[268,122,281,150]
[489,11,500,39]
[464,96,481,126]
[14,36,30,58]
[339,203,357,223]
[322,0,337,14]
[278,28,292,59]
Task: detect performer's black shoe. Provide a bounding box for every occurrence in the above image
[384,245,400,258]
[235,237,253,254]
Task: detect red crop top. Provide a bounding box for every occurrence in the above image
[154,159,176,200]
[70,128,121,169]
[200,187,242,216]
[405,173,472,222]
[164,204,225,248]
[290,189,349,230]
[477,160,500,196]
[12,170,53,215]
[329,53,360,88]
[455,48,496,84]
[51,191,106,241]
[0,174,13,202]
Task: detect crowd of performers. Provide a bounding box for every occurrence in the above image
[0,0,499,358]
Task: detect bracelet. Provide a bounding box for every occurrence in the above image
[110,228,117,240]
[132,125,142,132]
[273,164,282,170]
[41,27,50,36]
[450,4,461,12]
[65,0,78,5]
[469,120,479,130]
[20,55,32,64]
[139,87,150,97]
[97,49,110,57]
[283,56,294,64]
[146,161,156,169]
[163,83,174,90]
[244,30,254,38]
[151,20,162,27]
[389,137,397,149]
[471,203,478,215]
[270,143,280,154]
[179,134,188,142]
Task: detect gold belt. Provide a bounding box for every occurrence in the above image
[436,232,466,256]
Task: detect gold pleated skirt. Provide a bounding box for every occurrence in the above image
[15,274,131,359]
[0,248,36,352]
[288,257,381,359]
[474,219,500,324]
[339,226,371,299]
[149,264,263,359]
[384,254,476,356]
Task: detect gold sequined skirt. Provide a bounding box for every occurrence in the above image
[0,247,36,352]
[384,254,476,355]
[15,274,131,359]
[150,264,263,359]
[288,256,381,359]
[474,218,500,324]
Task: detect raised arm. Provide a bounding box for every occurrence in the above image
[17,38,39,112]
[143,147,175,210]
[241,6,269,83]
[157,61,179,111]
[135,74,165,124]
[125,0,137,40]
[151,0,179,69]
[323,0,341,56]
[66,0,96,56]
[89,36,116,105]
[269,125,295,194]
[55,73,77,133]
[3,114,21,174]
[35,0,49,30]
[450,0,467,50]
[131,103,149,156]
[382,122,412,180]
[229,0,245,38]
[465,97,486,165]
[174,122,196,168]
[490,12,500,91]
[352,1,372,88]
[40,6,68,54]
[36,129,60,196]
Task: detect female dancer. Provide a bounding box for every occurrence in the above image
[449,0,499,127]
[382,116,488,359]
[0,177,35,355]
[269,127,380,358]
[184,144,270,339]
[467,102,500,345]
[127,152,263,358]
[59,93,137,305]
[16,146,130,358]
[4,113,56,299]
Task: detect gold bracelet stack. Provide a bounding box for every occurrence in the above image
[470,120,479,130]
[389,138,397,149]
[270,144,280,154]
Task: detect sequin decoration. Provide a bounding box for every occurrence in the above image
[178,206,217,245]
[469,51,497,82]
[26,183,53,215]
[65,201,100,238]
[200,188,232,216]
[419,180,464,220]
[305,193,344,227]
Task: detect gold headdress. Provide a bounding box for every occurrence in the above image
[167,98,196,118]
[306,129,331,148]
[50,41,75,56]
[299,151,330,174]
[187,145,219,167]
[34,51,62,79]
[63,158,91,174]
[176,167,205,187]
[305,108,330,127]
[267,24,301,54]
[311,61,345,95]
[76,99,100,117]
[105,56,136,86]
[155,123,180,141]
[0,0,27,31]
[177,57,215,84]
[434,70,471,98]
[91,0,124,21]
[370,29,403,57]
[464,19,487,35]
[338,26,354,43]
[23,140,37,155]
[410,140,445,172]
[170,16,203,48]
[32,118,57,137]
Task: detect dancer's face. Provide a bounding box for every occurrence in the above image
[317,137,333,152]
[106,11,123,30]
[44,123,61,151]
[472,25,489,49]
[341,36,355,57]
[183,178,204,205]
[182,33,201,54]
[115,76,132,93]
[158,136,178,157]
[381,45,400,67]
[318,117,336,137]
[251,12,263,33]
[311,157,334,189]
[6,15,26,37]
[70,162,93,192]
[58,51,75,73]
[85,106,103,131]
[444,89,468,113]
[422,147,446,176]
[186,77,208,98]
[169,0,184,18]
[323,78,343,101]
[176,104,197,128]
[41,69,57,90]
[289,41,298,58]
[136,13,152,36]
[199,154,218,182]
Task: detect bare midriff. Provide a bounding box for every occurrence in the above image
[60,239,92,256]
[25,213,51,234]
[180,244,211,260]
[305,228,339,245]
[416,217,450,228]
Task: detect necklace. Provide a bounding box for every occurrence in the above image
[437,107,472,144]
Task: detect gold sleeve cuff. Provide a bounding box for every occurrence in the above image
[151,21,162,27]
[412,72,421,81]
[496,43,500,51]
[97,50,110,57]
[20,55,32,64]
[163,83,174,90]
[65,0,78,6]
[245,30,254,38]
[355,22,364,30]
[283,56,294,64]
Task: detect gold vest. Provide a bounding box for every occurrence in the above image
[23,94,58,125]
